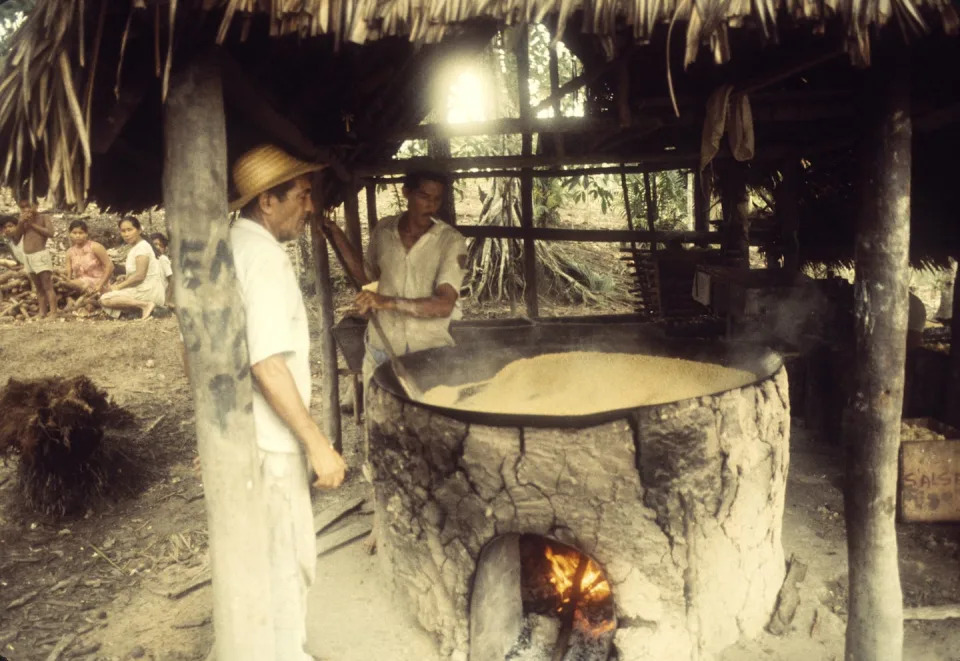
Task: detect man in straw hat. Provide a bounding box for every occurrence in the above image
[229,144,346,660]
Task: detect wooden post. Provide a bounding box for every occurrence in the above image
[343,187,363,262]
[310,212,342,453]
[365,182,379,234]
[844,53,910,661]
[548,46,564,157]
[775,159,801,272]
[719,163,750,265]
[642,172,658,236]
[429,137,458,225]
[517,26,538,317]
[163,54,273,659]
[945,261,960,428]
[693,169,710,248]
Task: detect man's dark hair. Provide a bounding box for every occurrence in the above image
[1,215,17,229]
[239,179,299,219]
[403,170,448,191]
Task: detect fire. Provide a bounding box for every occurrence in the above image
[544,546,612,604]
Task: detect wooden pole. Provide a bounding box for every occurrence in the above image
[342,187,363,263]
[517,26,538,318]
[429,137,458,225]
[365,182,379,234]
[719,163,750,265]
[844,52,910,661]
[642,172,658,251]
[548,47,564,157]
[163,53,273,660]
[776,159,801,272]
[945,261,960,428]
[310,212,343,454]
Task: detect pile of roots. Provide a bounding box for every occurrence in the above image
[0,376,137,516]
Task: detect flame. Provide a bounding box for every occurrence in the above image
[544,546,612,604]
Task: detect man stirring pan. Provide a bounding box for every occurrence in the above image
[323,170,468,390]
[323,169,468,551]
[227,144,347,659]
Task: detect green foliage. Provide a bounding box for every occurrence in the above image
[622,171,692,232]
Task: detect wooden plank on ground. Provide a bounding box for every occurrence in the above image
[316,519,373,557]
[314,495,366,534]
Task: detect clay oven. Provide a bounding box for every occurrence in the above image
[366,324,790,660]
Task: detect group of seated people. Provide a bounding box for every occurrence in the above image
[2,212,173,320]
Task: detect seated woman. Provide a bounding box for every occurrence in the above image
[65,220,113,293]
[100,217,166,320]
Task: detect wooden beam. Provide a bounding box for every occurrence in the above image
[219,52,347,180]
[383,100,851,141]
[530,48,628,115]
[359,151,697,176]
[358,137,854,177]
[735,48,845,96]
[517,26,538,318]
[456,226,733,244]
[310,211,342,454]
[844,52,910,661]
[163,53,273,660]
[342,188,363,262]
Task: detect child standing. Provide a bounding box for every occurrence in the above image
[150,233,174,308]
[2,201,58,318]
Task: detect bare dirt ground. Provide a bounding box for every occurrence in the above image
[2,313,959,661]
[1,194,959,660]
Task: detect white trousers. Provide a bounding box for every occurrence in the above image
[260,449,316,661]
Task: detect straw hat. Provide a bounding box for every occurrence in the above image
[229,145,326,211]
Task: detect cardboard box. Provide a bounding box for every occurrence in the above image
[899,418,960,522]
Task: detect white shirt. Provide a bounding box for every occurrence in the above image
[231,217,311,454]
[158,254,173,280]
[364,214,468,356]
[126,240,164,287]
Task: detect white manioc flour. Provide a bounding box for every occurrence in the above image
[419,351,758,415]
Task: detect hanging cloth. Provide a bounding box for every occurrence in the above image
[699,84,755,171]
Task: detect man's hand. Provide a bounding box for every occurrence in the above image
[308,443,346,489]
[355,290,390,315]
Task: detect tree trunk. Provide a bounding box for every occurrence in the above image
[310,215,342,453]
[163,53,274,659]
[844,53,910,661]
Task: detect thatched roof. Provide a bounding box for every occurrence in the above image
[0,0,957,209]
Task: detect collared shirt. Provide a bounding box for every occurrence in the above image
[231,217,311,454]
[364,214,468,356]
